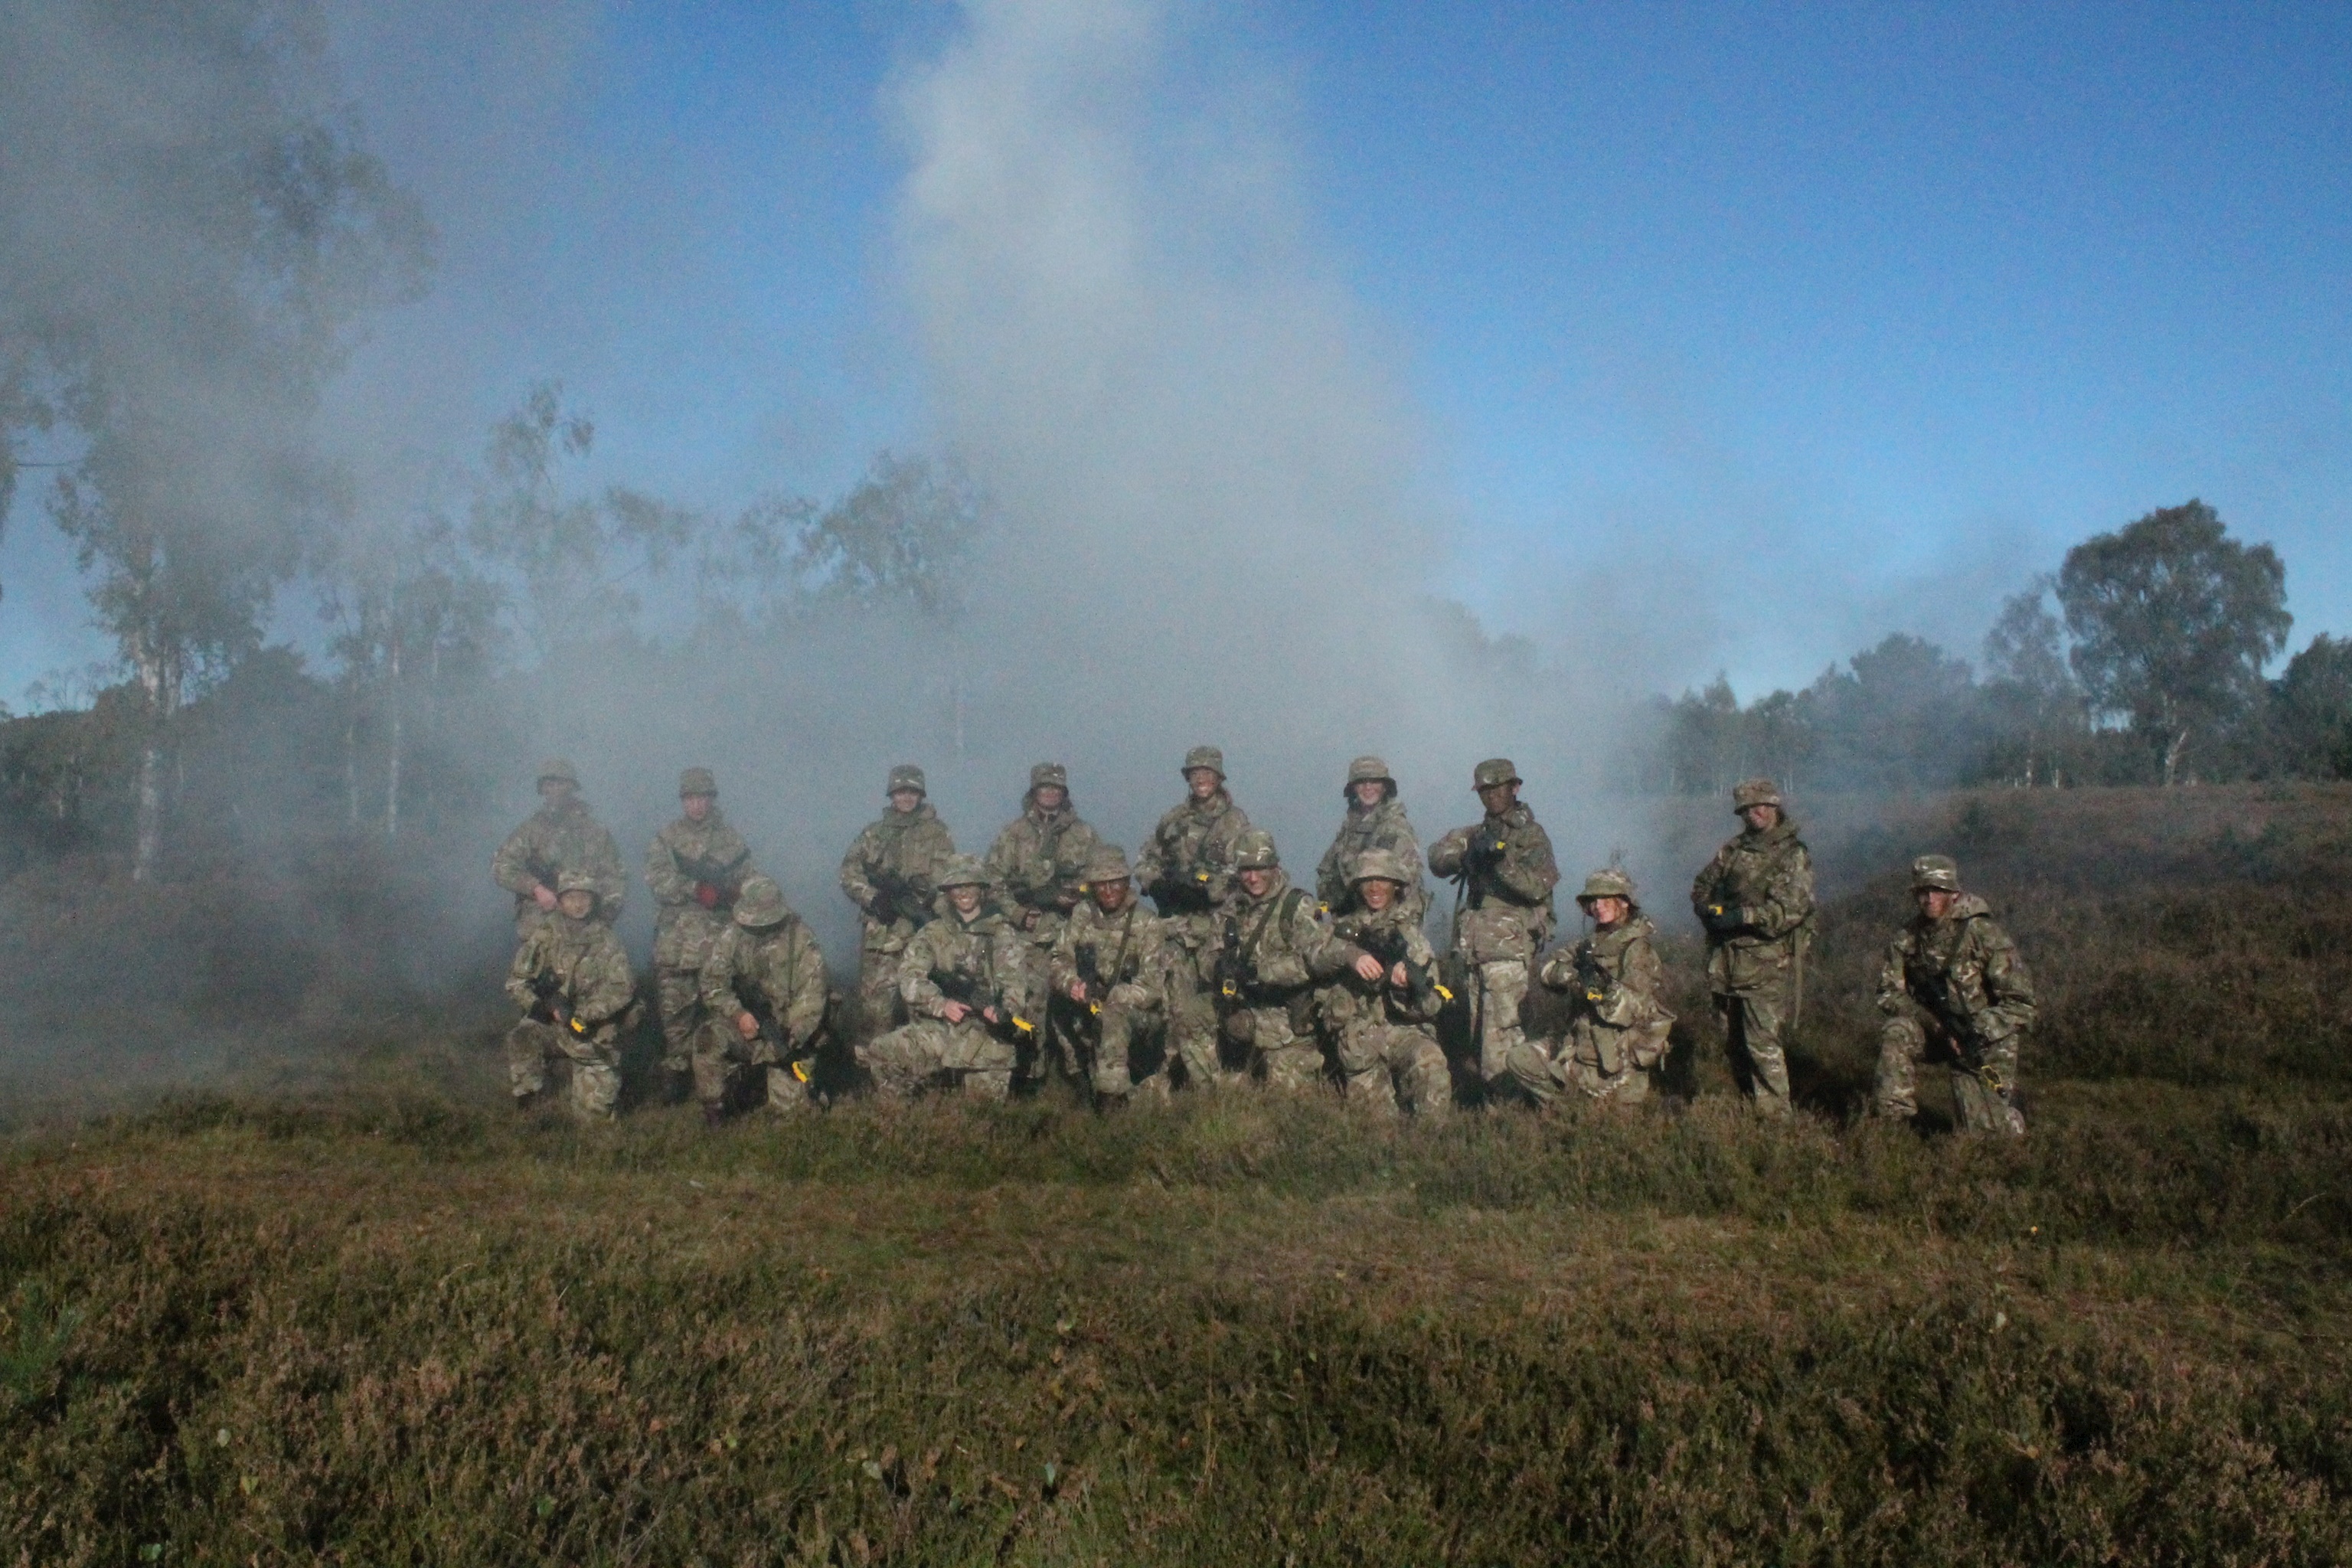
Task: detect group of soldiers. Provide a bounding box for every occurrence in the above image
[492,749,2037,1137]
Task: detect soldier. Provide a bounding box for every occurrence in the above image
[492,758,626,940]
[1323,849,1452,1117]
[1134,746,1254,1088]
[1690,778,1815,1116]
[504,871,637,1122]
[1214,828,1361,1092]
[1872,854,2036,1136]
[645,766,754,1099]
[1428,758,1560,1092]
[858,855,1040,1102]
[1315,754,1427,919]
[1514,869,1675,1107]
[696,874,831,1125]
[983,762,1102,1085]
[1049,844,1171,1106]
[838,764,957,1039]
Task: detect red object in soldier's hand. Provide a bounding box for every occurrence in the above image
[694,882,720,908]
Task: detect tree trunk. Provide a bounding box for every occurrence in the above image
[2163,727,2191,787]
[129,635,180,884]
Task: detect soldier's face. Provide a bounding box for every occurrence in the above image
[948,884,985,915]
[1476,782,1516,815]
[890,789,923,814]
[1186,768,1220,800]
[1585,895,1628,927]
[1237,866,1277,898]
[539,779,575,808]
[1092,877,1131,912]
[1740,804,1780,832]
[1357,878,1397,912]
[557,890,594,920]
[1351,780,1385,808]
[1034,785,1067,812]
[1917,888,1958,920]
[682,792,714,822]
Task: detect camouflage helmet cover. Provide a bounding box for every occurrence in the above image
[1472,757,1521,790]
[887,764,927,796]
[554,870,600,898]
[537,757,580,788]
[1181,745,1227,778]
[678,766,717,798]
[1029,761,1069,792]
[935,853,989,889]
[1082,844,1133,884]
[1732,777,1785,812]
[1911,854,1962,893]
[1349,848,1412,887]
[1231,828,1280,870]
[733,874,789,927]
[1576,867,1638,905]
[1345,754,1393,787]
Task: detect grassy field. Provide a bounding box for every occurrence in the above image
[5,785,2351,1565]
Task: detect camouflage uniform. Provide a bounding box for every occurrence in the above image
[1690,779,1815,1116]
[1134,746,1254,1087]
[984,763,1102,1082]
[1215,830,1360,1092]
[1047,847,1172,1102]
[1428,759,1560,1086]
[491,759,626,939]
[838,765,957,1037]
[1322,850,1451,1117]
[858,856,1040,1102]
[1314,755,1428,920]
[1873,855,2035,1136]
[505,871,637,1121]
[1513,871,1675,1107]
[697,874,831,1119]
[645,767,755,1081]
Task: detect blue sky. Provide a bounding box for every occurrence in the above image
[4,0,2345,704]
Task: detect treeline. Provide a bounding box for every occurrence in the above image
[1645,501,2352,795]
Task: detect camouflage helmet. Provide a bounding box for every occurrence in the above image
[1732,777,1784,812]
[1576,867,1638,906]
[1349,848,1412,887]
[1029,762,1069,792]
[1346,754,1393,787]
[1911,854,1962,893]
[733,874,788,928]
[1082,844,1132,885]
[887,763,927,796]
[935,854,989,890]
[1231,828,1280,870]
[1472,757,1521,790]
[554,870,601,900]
[537,757,580,788]
[1181,745,1226,779]
[678,766,717,798]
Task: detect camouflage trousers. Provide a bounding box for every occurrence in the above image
[1504,1037,1651,1108]
[654,965,702,1075]
[1074,984,1166,1102]
[1336,1021,1450,1117]
[857,1018,1016,1102]
[1714,988,1792,1115]
[1873,1014,2025,1135]
[506,1018,621,1122]
[1467,959,1531,1085]
[1165,939,1237,1089]
[855,918,916,1039]
[691,1019,813,1114]
[1228,1001,1325,1092]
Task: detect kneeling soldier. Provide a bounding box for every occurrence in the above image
[1324,850,1452,1118]
[1217,829,1360,1092]
[1049,845,1170,1106]
[647,766,754,1099]
[697,874,830,1125]
[1515,869,1674,1107]
[1873,854,2035,1135]
[858,855,1039,1102]
[505,871,637,1121]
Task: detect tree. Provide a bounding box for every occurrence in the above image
[789,451,985,622]
[2271,635,2352,780]
[2056,500,2290,786]
[1979,577,2086,786]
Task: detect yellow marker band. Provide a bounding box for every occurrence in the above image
[1435,985,1455,1002]
[567,1018,587,1036]
[790,1060,812,1083]
[1014,1017,1035,1034]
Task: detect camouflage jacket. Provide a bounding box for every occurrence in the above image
[1690,820,1815,994]
[699,914,829,1060]
[1323,903,1442,1031]
[505,912,636,1028]
[493,800,626,925]
[1315,798,1427,915]
[1877,894,2036,1051]
[1540,915,1674,1072]
[900,906,1040,1025]
[1219,872,1359,1004]
[1135,790,1253,927]
[984,802,1102,943]
[1048,897,1169,1005]
[645,810,754,969]
[1429,805,1560,919]
[840,804,957,933]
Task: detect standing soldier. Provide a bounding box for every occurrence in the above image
[839,764,957,1039]
[1872,854,2035,1135]
[1428,758,1560,1093]
[1134,746,1253,1089]
[1323,850,1452,1117]
[1214,829,1361,1092]
[645,766,753,1101]
[1315,755,1427,918]
[1050,845,1170,1106]
[858,855,1038,1102]
[492,758,626,940]
[1690,778,1815,1116]
[696,874,830,1125]
[1514,869,1674,1107]
[983,762,1102,1084]
[504,871,637,1122]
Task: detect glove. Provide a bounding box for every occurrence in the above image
[694,882,721,909]
[1465,835,1507,870]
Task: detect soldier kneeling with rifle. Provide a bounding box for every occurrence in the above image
[857,856,1040,1102]
[1514,868,1674,1108]
[505,871,638,1122]
[696,874,832,1126]
[1048,844,1171,1108]
[1872,854,2036,1136]
[1324,850,1453,1118]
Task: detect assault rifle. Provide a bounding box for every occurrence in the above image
[1211,913,1246,1005]
[1352,923,1452,1011]
[1572,946,1613,1007]
[743,997,819,1085]
[526,972,590,1037]
[931,968,1037,1040]
[677,848,748,910]
[869,869,936,929]
[1074,944,1138,1018]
